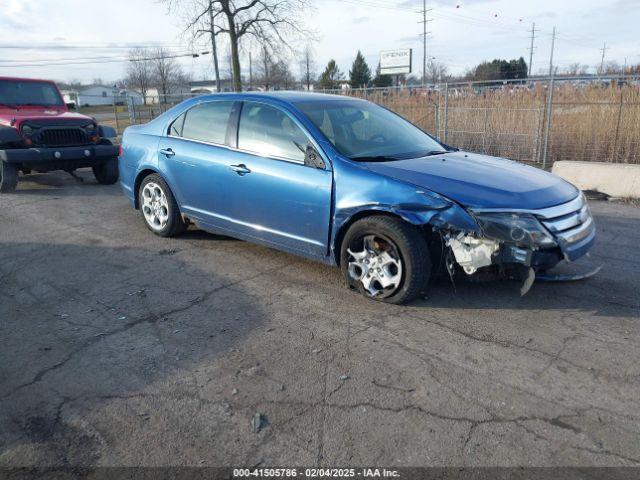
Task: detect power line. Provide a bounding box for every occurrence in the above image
[0,50,194,65]
[0,51,211,68]
[0,43,187,51]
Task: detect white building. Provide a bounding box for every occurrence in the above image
[68,86,143,107]
[77,85,119,106]
[146,85,193,104]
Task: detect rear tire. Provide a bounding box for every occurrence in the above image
[138,174,186,238]
[93,157,119,185]
[0,161,18,193]
[340,216,431,305]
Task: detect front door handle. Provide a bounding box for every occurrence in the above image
[230,164,252,176]
[159,148,175,158]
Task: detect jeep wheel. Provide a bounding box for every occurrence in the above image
[340,216,431,305]
[0,161,18,193]
[93,157,119,185]
[138,174,186,238]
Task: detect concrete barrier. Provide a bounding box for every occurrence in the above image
[552,161,640,199]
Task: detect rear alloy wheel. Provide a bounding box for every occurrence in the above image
[0,161,18,193]
[138,174,186,237]
[93,157,119,185]
[340,216,431,304]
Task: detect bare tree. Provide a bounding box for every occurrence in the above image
[299,44,316,91]
[126,48,153,103]
[566,63,580,76]
[164,0,312,92]
[164,0,223,92]
[271,59,295,90]
[152,47,185,103]
[257,44,273,90]
[425,58,449,84]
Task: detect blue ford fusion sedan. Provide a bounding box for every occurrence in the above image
[118,92,596,304]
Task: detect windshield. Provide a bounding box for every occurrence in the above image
[295,99,447,160]
[0,80,64,107]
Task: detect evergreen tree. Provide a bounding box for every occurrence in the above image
[319,59,344,89]
[372,63,393,87]
[471,58,528,81]
[349,51,372,87]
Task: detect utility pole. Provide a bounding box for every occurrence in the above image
[599,42,609,77]
[548,26,556,77]
[208,1,221,92]
[419,0,433,86]
[528,22,538,77]
[249,51,253,90]
[542,27,557,170]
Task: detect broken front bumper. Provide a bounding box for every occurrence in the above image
[449,194,597,275]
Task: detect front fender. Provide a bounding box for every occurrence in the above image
[330,158,479,261]
[0,126,22,146]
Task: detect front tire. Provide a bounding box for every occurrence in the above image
[340,216,431,305]
[93,157,119,185]
[138,174,186,237]
[0,161,18,193]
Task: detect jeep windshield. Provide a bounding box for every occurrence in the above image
[0,79,64,107]
[295,98,447,161]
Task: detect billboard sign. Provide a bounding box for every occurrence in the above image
[380,49,412,75]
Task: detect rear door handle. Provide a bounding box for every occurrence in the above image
[230,164,251,176]
[160,148,175,158]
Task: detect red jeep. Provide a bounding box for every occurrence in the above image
[0,77,120,193]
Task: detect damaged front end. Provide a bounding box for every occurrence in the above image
[442,194,598,295]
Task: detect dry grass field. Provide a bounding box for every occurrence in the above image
[347,82,640,167]
[95,82,640,168]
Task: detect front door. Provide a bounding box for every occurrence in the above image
[223,101,333,259]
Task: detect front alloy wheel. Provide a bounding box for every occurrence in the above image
[347,235,403,298]
[340,216,431,304]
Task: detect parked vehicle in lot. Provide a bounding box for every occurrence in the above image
[119,92,596,304]
[0,77,119,193]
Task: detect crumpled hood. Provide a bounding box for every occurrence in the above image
[363,151,579,210]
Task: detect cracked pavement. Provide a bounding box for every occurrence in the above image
[0,170,639,467]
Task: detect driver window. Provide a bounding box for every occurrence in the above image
[238,102,309,162]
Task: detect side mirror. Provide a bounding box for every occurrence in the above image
[304,144,325,169]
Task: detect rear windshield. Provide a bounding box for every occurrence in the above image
[0,80,64,107]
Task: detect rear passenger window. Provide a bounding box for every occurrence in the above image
[175,101,234,144]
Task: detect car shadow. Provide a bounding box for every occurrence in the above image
[0,241,264,467]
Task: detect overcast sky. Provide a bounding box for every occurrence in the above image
[0,0,637,84]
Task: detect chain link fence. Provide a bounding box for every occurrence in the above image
[71,93,202,137]
[334,75,640,168]
[78,75,640,169]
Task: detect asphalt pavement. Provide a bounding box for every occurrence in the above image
[1,170,639,467]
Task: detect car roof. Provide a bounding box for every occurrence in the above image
[198,91,366,105]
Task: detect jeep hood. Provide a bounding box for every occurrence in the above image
[0,107,92,127]
[363,151,579,210]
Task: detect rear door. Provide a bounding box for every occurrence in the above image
[158,100,238,227]
[222,101,333,258]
